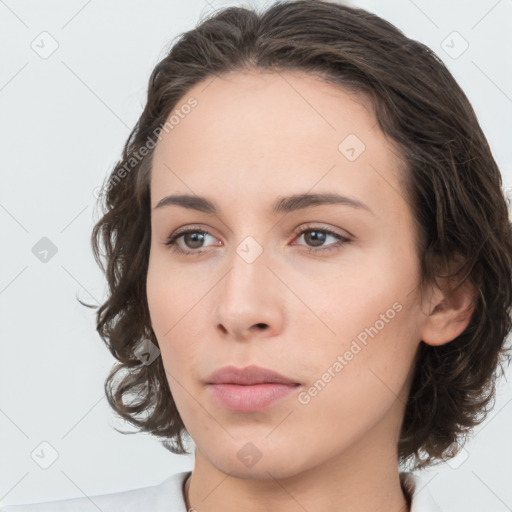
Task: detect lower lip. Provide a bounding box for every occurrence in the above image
[207,383,299,412]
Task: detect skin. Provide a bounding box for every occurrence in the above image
[146,69,475,512]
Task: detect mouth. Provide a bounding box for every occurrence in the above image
[205,365,301,412]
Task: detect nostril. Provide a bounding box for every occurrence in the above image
[255,323,267,329]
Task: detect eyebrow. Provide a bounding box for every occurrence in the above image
[153,192,373,215]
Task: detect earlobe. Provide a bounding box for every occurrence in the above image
[420,279,476,347]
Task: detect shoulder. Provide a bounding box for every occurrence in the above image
[400,471,444,512]
[0,471,191,512]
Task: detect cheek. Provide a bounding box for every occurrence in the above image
[146,264,169,337]
[146,255,182,374]
[295,250,420,409]
[294,300,418,456]
[295,246,417,342]
[146,250,192,337]
[146,252,207,376]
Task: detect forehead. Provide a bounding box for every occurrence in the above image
[150,69,405,215]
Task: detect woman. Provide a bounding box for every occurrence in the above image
[3,0,511,510]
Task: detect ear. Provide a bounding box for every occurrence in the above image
[420,262,476,347]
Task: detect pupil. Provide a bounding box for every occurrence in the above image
[185,232,204,249]
[306,231,325,247]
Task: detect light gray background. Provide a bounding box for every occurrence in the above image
[1,0,511,510]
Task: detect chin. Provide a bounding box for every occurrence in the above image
[201,439,312,481]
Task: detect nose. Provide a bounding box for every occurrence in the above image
[214,245,285,342]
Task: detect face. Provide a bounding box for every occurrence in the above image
[146,69,426,480]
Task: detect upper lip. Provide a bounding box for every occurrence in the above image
[206,365,300,385]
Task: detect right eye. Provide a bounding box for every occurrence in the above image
[164,228,221,256]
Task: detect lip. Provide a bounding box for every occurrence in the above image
[205,365,301,412]
[206,365,299,385]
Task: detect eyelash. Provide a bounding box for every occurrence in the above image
[164,224,351,257]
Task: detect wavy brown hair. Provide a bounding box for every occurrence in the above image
[87,0,512,470]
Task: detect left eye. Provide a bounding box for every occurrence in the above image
[164,226,351,256]
[294,228,347,250]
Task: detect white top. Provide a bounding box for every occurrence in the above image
[0,471,442,511]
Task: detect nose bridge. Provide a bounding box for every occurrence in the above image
[214,235,281,337]
[222,235,270,308]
